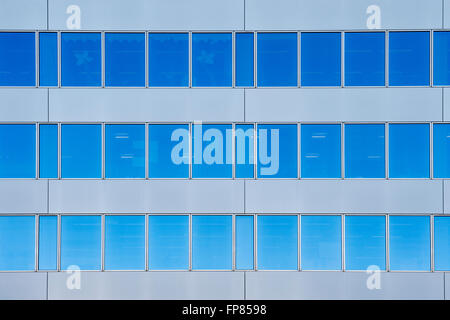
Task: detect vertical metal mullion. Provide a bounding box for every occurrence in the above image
[36,123,40,179]
[101,31,105,88]
[431,215,434,272]
[341,214,345,271]
[189,214,192,271]
[341,123,345,179]
[254,214,258,271]
[386,215,390,272]
[57,31,61,87]
[430,122,434,179]
[145,214,149,271]
[35,215,39,271]
[102,123,105,179]
[430,30,433,87]
[385,30,389,87]
[101,215,105,271]
[232,215,236,270]
[297,123,301,179]
[57,123,61,179]
[145,123,149,179]
[232,123,236,179]
[36,32,39,87]
[232,32,236,88]
[341,31,344,87]
[297,31,301,87]
[254,32,257,88]
[385,123,389,179]
[189,123,192,179]
[254,123,258,179]
[189,32,192,88]
[57,214,61,271]
[298,214,301,271]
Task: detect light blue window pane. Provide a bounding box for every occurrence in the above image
[105,215,145,270]
[301,32,341,86]
[61,124,101,178]
[0,32,35,86]
[235,33,254,87]
[105,33,145,87]
[148,215,189,270]
[149,124,189,178]
[192,215,232,270]
[433,123,450,178]
[0,216,35,271]
[192,124,232,178]
[389,123,430,178]
[39,33,58,86]
[236,216,254,270]
[192,33,232,87]
[257,33,297,87]
[389,216,430,271]
[434,32,450,85]
[148,33,189,87]
[257,215,298,270]
[61,32,101,86]
[235,124,254,178]
[301,124,341,178]
[301,215,341,270]
[39,216,57,270]
[345,216,386,270]
[257,124,297,178]
[39,124,57,178]
[61,216,101,270]
[105,124,145,178]
[0,124,36,178]
[435,216,450,271]
[345,124,385,178]
[389,31,430,86]
[345,32,385,86]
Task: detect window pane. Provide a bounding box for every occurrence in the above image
[389,216,430,271]
[257,124,297,178]
[0,124,36,178]
[433,123,450,178]
[61,216,101,270]
[301,215,341,270]
[235,124,254,178]
[434,31,450,85]
[105,33,145,87]
[149,124,189,178]
[148,215,189,270]
[0,216,35,271]
[236,215,254,270]
[105,124,145,178]
[389,31,430,86]
[345,32,385,86]
[345,216,386,270]
[434,216,450,271]
[192,33,232,87]
[39,216,57,270]
[257,33,297,87]
[61,32,101,86]
[389,123,430,178]
[39,124,58,178]
[301,32,341,86]
[192,215,232,270]
[105,215,145,270]
[39,33,58,86]
[345,124,385,178]
[61,124,101,178]
[235,33,254,87]
[257,215,298,270]
[0,32,35,86]
[148,33,189,87]
[301,124,341,178]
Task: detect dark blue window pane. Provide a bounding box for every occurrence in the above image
[236,215,254,270]
[301,32,341,86]
[389,31,430,86]
[389,124,430,178]
[345,32,385,86]
[39,124,58,178]
[61,216,101,270]
[301,124,341,178]
[148,33,189,87]
[389,216,430,271]
[301,215,341,270]
[435,216,450,271]
[105,124,145,178]
[345,216,386,270]
[148,215,189,270]
[235,33,254,87]
[61,33,101,86]
[345,124,385,178]
[257,33,297,87]
[434,32,450,85]
[39,33,58,86]
[257,124,297,178]
[433,123,450,178]
[257,215,298,270]
[0,216,35,271]
[149,124,189,178]
[192,33,232,87]
[61,124,101,178]
[105,215,145,270]
[39,216,57,270]
[0,124,36,178]
[0,32,35,86]
[192,124,232,178]
[192,215,232,270]
[235,124,254,178]
[105,33,145,87]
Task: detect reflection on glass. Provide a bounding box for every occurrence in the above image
[39,216,57,270]
[236,215,254,270]
[39,124,58,178]
[235,33,254,87]
[433,123,450,178]
[434,31,450,86]
[434,216,450,270]
[39,33,58,86]
[235,124,254,178]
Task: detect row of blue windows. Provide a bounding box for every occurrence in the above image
[0,214,446,271]
[2,31,450,87]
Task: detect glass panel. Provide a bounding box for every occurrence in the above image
[434,31,450,86]
[236,215,254,270]
[39,32,58,86]
[235,124,254,178]
[39,216,57,270]
[434,216,450,271]
[433,123,450,178]
[39,124,58,178]
[235,33,254,87]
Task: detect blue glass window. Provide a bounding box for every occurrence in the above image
[192,33,232,87]
[434,216,450,271]
[61,32,101,86]
[433,123,450,178]
[39,33,58,86]
[148,215,189,270]
[39,216,57,270]
[389,31,430,86]
[389,216,430,271]
[236,215,254,270]
[148,33,189,87]
[301,124,341,178]
[105,124,145,178]
[235,124,254,178]
[39,124,58,178]
[301,32,341,86]
[389,123,430,178]
[434,32,450,86]
[235,33,254,87]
